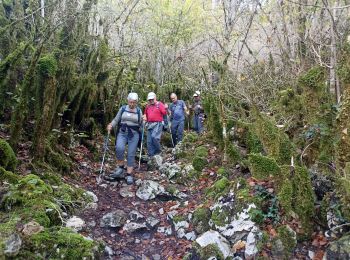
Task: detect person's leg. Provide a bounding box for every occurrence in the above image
[198,114,204,134]
[111,132,127,177]
[193,114,198,133]
[125,131,139,184]
[151,123,163,155]
[177,120,185,143]
[147,129,154,156]
[171,120,178,146]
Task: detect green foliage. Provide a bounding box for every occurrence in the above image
[298,66,326,90]
[0,138,17,171]
[0,215,20,255]
[192,156,208,171]
[37,54,58,77]
[249,185,280,224]
[336,174,350,221]
[248,153,280,180]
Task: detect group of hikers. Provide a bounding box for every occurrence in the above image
[104,91,205,184]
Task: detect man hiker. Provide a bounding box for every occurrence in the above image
[143,92,167,156]
[168,93,189,146]
[192,91,205,134]
[106,93,143,185]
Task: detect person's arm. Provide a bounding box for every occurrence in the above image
[143,106,148,122]
[107,108,122,133]
[182,101,189,115]
[159,102,167,115]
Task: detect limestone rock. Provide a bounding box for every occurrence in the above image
[245,230,258,258]
[146,216,160,228]
[326,234,350,259]
[129,210,144,221]
[100,210,127,228]
[22,221,44,236]
[136,180,165,200]
[195,230,233,259]
[159,162,181,179]
[119,186,135,198]
[123,222,147,233]
[66,216,85,232]
[85,191,98,203]
[4,234,22,257]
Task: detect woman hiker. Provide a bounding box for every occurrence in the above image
[106,93,143,185]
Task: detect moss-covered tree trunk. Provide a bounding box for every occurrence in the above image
[33,75,57,158]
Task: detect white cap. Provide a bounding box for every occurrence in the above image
[147,92,156,100]
[195,91,200,95]
[127,92,138,101]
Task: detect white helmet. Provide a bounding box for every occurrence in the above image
[127,92,138,101]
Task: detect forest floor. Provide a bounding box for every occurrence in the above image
[4,128,330,260]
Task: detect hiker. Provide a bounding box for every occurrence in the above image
[168,93,189,146]
[106,92,143,184]
[191,91,205,134]
[143,92,167,156]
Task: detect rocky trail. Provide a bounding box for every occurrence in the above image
[67,133,218,259]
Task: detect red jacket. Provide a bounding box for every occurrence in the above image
[145,102,167,122]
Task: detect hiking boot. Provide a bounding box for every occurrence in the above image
[126,175,134,185]
[109,167,125,179]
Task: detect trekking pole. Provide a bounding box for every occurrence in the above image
[138,124,145,169]
[167,115,175,147]
[97,132,110,184]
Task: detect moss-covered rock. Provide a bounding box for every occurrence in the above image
[275,225,297,258]
[246,130,263,154]
[18,227,101,259]
[0,216,20,256]
[0,166,19,184]
[194,146,209,158]
[0,139,17,171]
[206,177,232,199]
[192,156,208,172]
[211,207,230,227]
[248,153,280,180]
[192,207,211,234]
[198,244,224,260]
[336,175,350,221]
[217,167,229,178]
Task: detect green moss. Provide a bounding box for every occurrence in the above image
[292,166,315,236]
[182,132,198,144]
[195,146,209,158]
[0,216,20,254]
[248,153,280,180]
[0,166,19,184]
[206,177,231,199]
[192,156,208,172]
[19,227,100,259]
[246,130,263,154]
[37,54,58,77]
[227,143,241,163]
[211,207,230,227]
[0,138,17,171]
[192,207,211,233]
[172,214,186,224]
[277,179,293,214]
[336,176,350,221]
[44,143,72,174]
[166,185,178,196]
[196,243,224,260]
[276,225,297,258]
[217,167,229,178]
